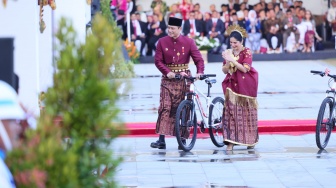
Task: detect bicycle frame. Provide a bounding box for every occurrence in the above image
[185,79,220,129]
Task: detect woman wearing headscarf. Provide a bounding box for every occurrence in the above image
[245,10,262,53]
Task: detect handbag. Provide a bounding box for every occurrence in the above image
[117,9,125,15]
[315,41,324,51]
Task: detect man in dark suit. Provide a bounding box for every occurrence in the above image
[243,0,254,10]
[220,4,229,16]
[123,13,148,56]
[147,14,167,56]
[205,11,225,53]
[183,11,203,38]
[228,0,240,14]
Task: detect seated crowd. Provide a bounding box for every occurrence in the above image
[111,0,336,56]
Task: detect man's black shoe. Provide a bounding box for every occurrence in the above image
[150,140,166,149]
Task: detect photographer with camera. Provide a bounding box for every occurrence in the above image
[282,9,301,53]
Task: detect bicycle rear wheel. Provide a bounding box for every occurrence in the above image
[208,97,225,147]
[316,97,334,149]
[175,100,197,152]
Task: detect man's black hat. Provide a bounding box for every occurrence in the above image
[168,17,182,27]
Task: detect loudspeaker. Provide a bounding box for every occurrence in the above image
[0,38,15,89]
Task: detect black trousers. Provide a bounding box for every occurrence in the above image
[266,32,283,50]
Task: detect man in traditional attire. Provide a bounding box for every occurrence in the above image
[150,17,205,150]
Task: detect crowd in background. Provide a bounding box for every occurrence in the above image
[110,0,336,56]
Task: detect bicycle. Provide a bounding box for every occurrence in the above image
[311,70,336,149]
[174,74,225,152]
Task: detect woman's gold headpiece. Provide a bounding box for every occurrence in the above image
[226,24,248,38]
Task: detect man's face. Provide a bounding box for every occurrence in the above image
[269,10,275,18]
[171,4,177,12]
[286,11,292,18]
[299,10,305,17]
[210,5,216,12]
[232,15,238,21]
[0,120,23,152]
[194,4,200,11]
[131,14,136,21]
[332,1,336,7]
[167,25,181,38]
[189,12,195,20]
[212,11,219,18]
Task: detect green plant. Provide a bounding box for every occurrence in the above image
[6,13,127,188]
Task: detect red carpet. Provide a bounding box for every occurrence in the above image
[123,119,318,136]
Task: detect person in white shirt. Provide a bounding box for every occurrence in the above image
[123,13,148,56]
[327,0,336,41]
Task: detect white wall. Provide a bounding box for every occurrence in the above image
[137,0,329,15]
[0,1,40,113]
[0,1,89,114]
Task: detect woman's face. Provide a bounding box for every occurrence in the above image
[230,37,242,51]
[250,11,256,19]
[305,11,312,20]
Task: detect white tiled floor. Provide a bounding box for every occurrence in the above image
[111,135,336,187]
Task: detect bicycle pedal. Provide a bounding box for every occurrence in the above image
[199,121,205,133]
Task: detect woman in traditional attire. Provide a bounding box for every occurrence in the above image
[221,25,259,151]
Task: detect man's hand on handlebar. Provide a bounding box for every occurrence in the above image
[166,72,175,79]
[195,73,203,80]
[167,72,190,79]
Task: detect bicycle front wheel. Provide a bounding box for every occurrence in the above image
[175,100,197,152]
[208,97,225,147]
[316,97,333,149]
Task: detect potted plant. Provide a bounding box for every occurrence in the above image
[194,36,220,51]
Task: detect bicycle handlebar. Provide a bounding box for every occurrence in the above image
[311,70,336,79]
[175,74,216,80]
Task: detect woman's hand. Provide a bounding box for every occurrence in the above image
[222,50,234,63]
